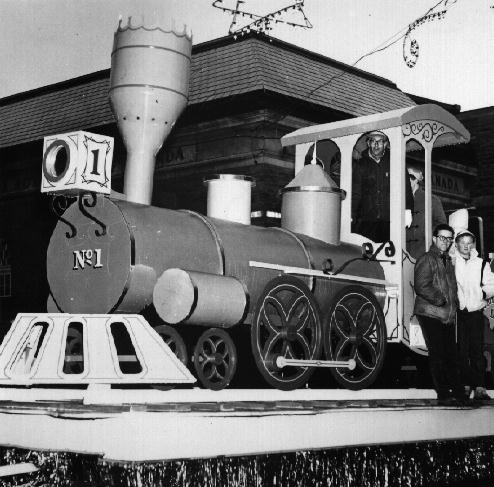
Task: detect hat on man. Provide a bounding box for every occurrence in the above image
[366,130,387,140]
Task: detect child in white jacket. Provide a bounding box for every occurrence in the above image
[454,230,494,400]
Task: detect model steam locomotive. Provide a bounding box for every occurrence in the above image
[36,19,471,391]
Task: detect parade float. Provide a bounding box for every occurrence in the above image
[1,14,493,487]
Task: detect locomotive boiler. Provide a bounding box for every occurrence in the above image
[46,177,389,390]
[40,16,471,392]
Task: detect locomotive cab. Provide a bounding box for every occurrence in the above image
[281,104,471,356]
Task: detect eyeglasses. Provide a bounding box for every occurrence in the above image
[435,235,454,243]
[408,173,417,181]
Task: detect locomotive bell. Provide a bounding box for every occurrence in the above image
[281,164,346,245]
[109,17,192,205]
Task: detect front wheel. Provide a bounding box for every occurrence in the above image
[154,324,188,365]
[324,285,386,390]
[193,328,237,390]
[152,324,188,391]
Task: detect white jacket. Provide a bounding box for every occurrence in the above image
[454,249,494,312]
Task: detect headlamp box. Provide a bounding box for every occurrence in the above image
[41,131,114,194]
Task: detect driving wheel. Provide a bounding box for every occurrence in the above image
[324,285,386,390]
[193,328,237,390]
[251,276,322,390]
[154,324,188,365]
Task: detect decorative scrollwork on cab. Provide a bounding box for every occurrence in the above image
[361,243,374,259]
[367,240,395,261]
[322,258,334,274]
[81,192,97,208]
[384,240,396,258]
[402,121,445,143]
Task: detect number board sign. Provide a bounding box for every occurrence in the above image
[41,131,114,195]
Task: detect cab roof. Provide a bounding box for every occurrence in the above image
[281,104,470,148]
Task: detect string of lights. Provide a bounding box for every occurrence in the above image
[227,0,260,35]
[308,0,458,99]
[402,0,456,67]
[212,0,312,36]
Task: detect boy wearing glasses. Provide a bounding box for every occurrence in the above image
[413,223,465,405]
[454,230,494,400]
[406,165,447,259]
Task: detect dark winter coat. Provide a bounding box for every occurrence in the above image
[352,149,414,227]
[413,243,458,324]
[352,149,390,224]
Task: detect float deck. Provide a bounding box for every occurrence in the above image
[0,388,493,462]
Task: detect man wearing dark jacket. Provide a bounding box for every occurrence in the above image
[352,131,414,242]
[413,223,464,405]
[352,131,390,242]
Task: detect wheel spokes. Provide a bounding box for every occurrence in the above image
[355,301,377,336]
[198,351,214,365]
[262,296,287,333]
[289,295,310,331]
[333,337,352,360]
[355,336,379,370]
[292,332,311,358]
[261,331,285,362]
[204,337,217,354]
[332,303,356,338]
[202,363,216,380]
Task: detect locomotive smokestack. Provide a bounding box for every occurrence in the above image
[109,17,192,205]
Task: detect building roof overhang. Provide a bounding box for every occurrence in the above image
[0,33,415,150]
